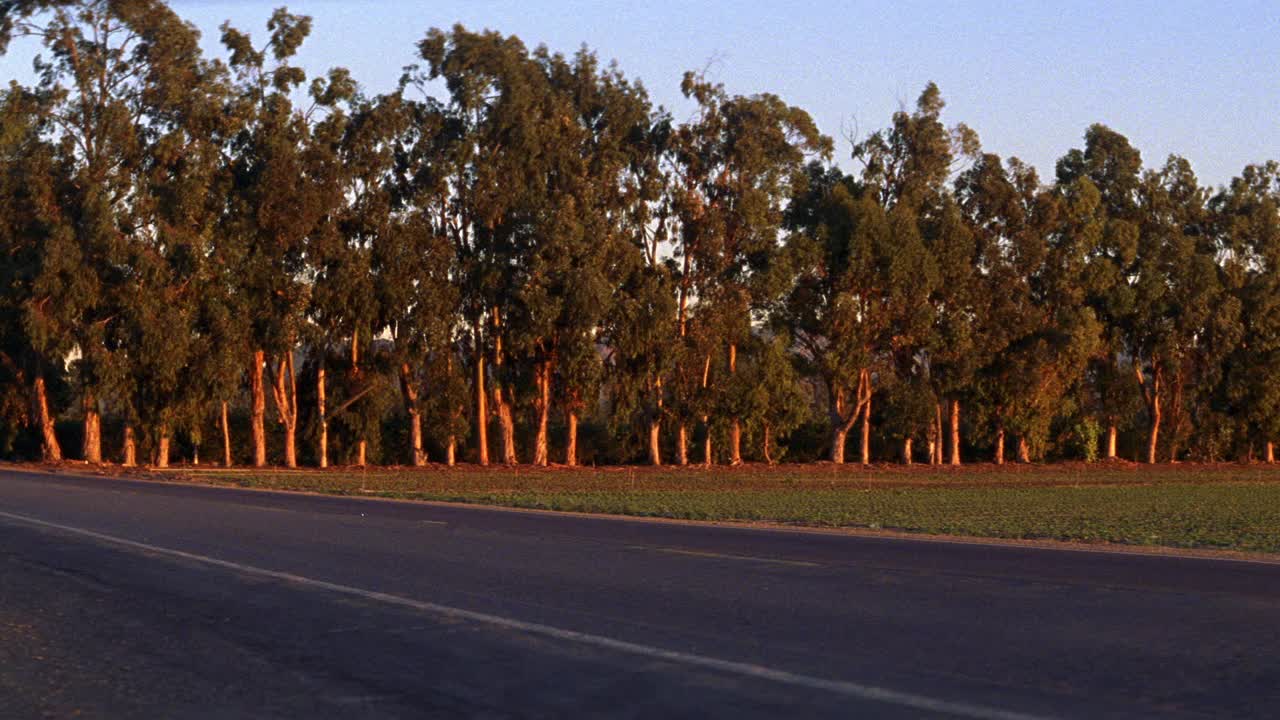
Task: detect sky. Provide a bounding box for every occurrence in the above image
[4,0,1278,188]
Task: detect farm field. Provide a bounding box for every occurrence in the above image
[134,462,1280,555]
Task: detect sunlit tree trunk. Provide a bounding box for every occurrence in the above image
[446,436,457,466]
[155,428,170,469]
[563,409,578,466]
[648,418,662,466]
[828,371,869,465]
[701,353,712,466]
[763,423,774,464]
[859,394,871,466]
[902,437,913,465]
[474,320,489,466]
[492,311,516,464]
[702,424,713,466]
[1105,424,1117,460]
[1147,396,1160,465]
[677,422,688,465]
[949,399,961,466]
[728,344,741,465]
[221,401,233,468]
[400,363,424,467]
[317,363,328,468]
[1266,442,1275,464]
[33,374,62,462]
[936,399,947,461]
[270,349,299,469]
[82,394,101,464]
[994,421,1005,466]
[251,350,267,467]
[533,360,551,466]
[122,425,136,467]
[830,427,848,464]
[352,335,367,466]
[1137,363,1162,465]
[1017,436,1031,463]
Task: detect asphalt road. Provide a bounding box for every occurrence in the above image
[1,469,1278,719]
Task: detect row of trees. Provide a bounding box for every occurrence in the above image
[2,1,1278,468]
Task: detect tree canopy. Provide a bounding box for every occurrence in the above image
[2,1,1277,467]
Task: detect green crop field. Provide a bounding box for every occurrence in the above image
[143,462,1280,555]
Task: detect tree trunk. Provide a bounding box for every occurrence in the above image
[948,399,961,466]
[155,429,170,469]
[763,423,774,465]
[491,312,516,465]
[1147,394,1160,465]
[317,362,328,469]
[728,343,741,465]
[1266,442,1275,464]
[566,410,579,467]
[859,394,871,466]
[495,387,516,464]
[270,349,298,469]
[1106,424,1117,460]
[648,417,662,466]
[830,427,847,464]
[446,436,457,467]
[251,349,267,467]
[994,422,1005,466]
[702,417,713,467]
[936,399,947,461]
[82,395,101,464]
[902,437,913,465]
[33,373,62,462]
[474,333,488,466]
[1016,436,1030,463]
[351,334,366,468]
[533,361,551,466]
[400,363,424,466]
[122,425,136,467]
[677,422,689,465]
[221,401,232,468]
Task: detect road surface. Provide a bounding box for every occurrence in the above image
[1,468,1278,718]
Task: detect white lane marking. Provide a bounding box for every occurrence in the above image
[626,545,821,568]
[0,508,1050,720]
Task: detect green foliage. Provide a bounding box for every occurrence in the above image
[0,3,1277,469]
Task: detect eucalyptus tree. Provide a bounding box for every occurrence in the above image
[603,109,677,465]
[781,163,937,464]
[670,71,829,464]
[0,0,201,462]
[0,84,64,460]
[731,333,809,463]
[1055,124,1143,458]
[963,158,1104,462]
[849,83,973,463]
[1214,163,1280,461]
[956,154,1052,462]
[221,10,349,467]
[1128,157,1234,462]
[305,74,400,469]
[501,47,656,466]
[101,7,241,468]
[372,91,464,466]
[414,25,561,465]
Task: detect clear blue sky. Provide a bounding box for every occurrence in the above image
[5,0,1278,187]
